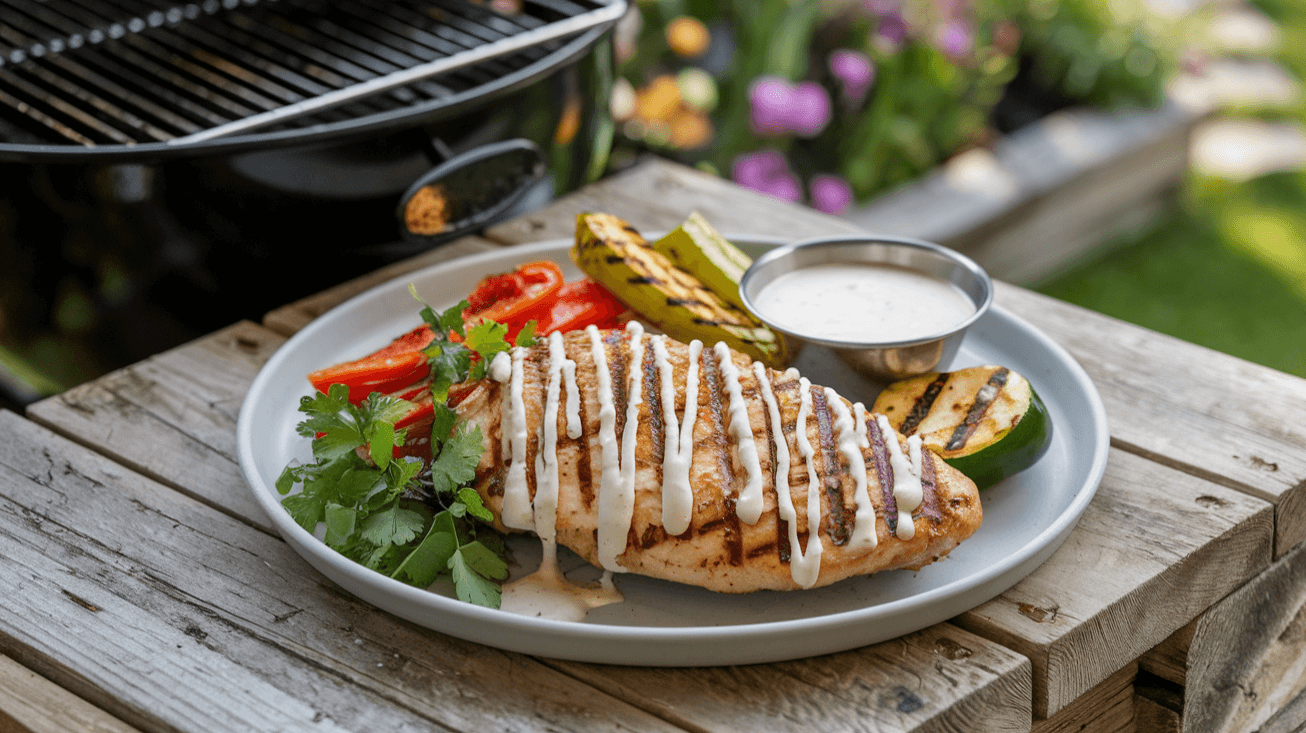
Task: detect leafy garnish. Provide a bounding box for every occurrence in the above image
[278,284,537,608]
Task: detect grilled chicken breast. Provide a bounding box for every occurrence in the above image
[455,325,982,593]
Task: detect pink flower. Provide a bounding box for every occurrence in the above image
[829,49,875,102]
[733,150,802,202]
[935,18,973,58]
[810,174,854,214]
[873,12,909,52]
[748,77,832,138]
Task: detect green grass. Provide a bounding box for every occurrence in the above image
[1037,0,1306,379]
[1037,173,1306,377]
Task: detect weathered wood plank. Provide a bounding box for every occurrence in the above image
[1139,542,1306,732]
[549,625,1032,733]
[953,449,1273,718]
[483,156,864,246]
[0,654,142,733]
[26,321,286,535]
[0,411,686,733]
[994,282,1306,557]
[1031,662,1135,733]
[262,236,499,337]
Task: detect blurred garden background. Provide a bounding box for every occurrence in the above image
[2,0,1304,401]
[600,0,1306,377]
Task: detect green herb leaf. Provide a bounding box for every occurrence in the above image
[515,320,539,348]
[458,487,494,522]
[324,503,357,547]
[457,540,510,580]
[281,493,326,533]
[449,548,503,608]
[429,422,484,495]
[392,516,459,587]
[360,504,427,547]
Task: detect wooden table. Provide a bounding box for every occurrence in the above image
[5,157,1306,733]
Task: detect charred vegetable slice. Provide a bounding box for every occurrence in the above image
[651,211,752,311]
[872,365,1051,489]
[571,212,788,367]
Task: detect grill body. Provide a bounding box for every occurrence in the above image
[0,0,621,398]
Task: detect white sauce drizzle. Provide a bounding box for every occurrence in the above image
[500,347,533,530]
[655,336,702,535]
[789,376,825,586]
[754,363,813,588]
[500,332,623,621]
[876,413,924,540]
[491,326,933,617]
[715,341,764,524]
[824,388,877,551]
[589,322,646,572]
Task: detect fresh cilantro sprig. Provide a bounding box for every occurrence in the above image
[278,289,528,608]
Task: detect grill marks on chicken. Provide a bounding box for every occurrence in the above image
[460,326,982,593]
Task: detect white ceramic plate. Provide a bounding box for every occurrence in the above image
[237,237,1109,666]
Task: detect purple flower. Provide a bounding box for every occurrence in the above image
[748,77,794,136]
[732,150,801,202]
[788,82,832,136]
[935,18,973,58]
[874,11,909,51]
[748,77,832,138]
[810,174,854,214]
[863,0,898,14]
[829,49,875,102]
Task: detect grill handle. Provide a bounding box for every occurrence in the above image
[396,138,546,246]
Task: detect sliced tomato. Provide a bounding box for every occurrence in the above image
[463,261,564,325]
[534,279,629,335]
[307,324,436,403]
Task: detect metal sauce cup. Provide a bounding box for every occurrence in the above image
[739,235,993,382]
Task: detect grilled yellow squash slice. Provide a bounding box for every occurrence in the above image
[572,212,787,368]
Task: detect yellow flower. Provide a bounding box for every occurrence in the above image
[666,16,710,57]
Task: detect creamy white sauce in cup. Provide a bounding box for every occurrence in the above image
[750,262,975,343]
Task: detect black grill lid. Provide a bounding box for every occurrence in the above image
[0,0,622,160]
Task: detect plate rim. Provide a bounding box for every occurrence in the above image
[236,236,1110,664]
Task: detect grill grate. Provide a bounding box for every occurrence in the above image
[0,0,620,148]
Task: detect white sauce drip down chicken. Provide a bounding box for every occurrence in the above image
[493,323,931,619]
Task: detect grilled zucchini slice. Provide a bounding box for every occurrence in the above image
[571,212,787,367]
[872,365,1051,489]
[650,211,752,312]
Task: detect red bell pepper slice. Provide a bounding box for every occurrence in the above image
[534,279,628,335]
[463,261,564,325]
[307,325,436,404]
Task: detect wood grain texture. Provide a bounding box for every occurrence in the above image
[1140,619,1197,687]
[262,236,499,337]
[953,449,1273,718]
[0,654,141,733]
[994,282,1306,557]
[1178,542,1306,732]
[0,411,685,733]
[549,624,1031,733]
[483,156,863,246]
[1031,662,1135,733]
[26,321,286,535]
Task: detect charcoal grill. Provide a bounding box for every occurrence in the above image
[0,0,624,408]
[0,0,624,158]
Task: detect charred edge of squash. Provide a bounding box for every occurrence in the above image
[945,368,1010,451]
[900,373,950,436]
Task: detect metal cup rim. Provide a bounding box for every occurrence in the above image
[738,234,994,351]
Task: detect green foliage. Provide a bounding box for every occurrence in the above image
[276,297,530,608]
